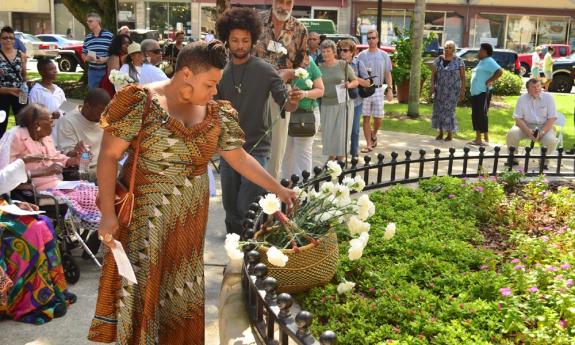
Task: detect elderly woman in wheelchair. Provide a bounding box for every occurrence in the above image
[0,157,77,324]
[4,104,102,258]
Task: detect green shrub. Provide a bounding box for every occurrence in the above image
[492,70,523,96]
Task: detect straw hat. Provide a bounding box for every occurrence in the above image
[127,42,141,56]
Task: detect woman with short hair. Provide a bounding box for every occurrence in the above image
[318,39,358,162]
[90,40,296,344]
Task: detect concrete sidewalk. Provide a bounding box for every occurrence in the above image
[0,123,517,345]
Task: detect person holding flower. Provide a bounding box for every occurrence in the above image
[90,41,297,344]
[215,7,300,235]
[319,39,358,162]
[282,56,325,180]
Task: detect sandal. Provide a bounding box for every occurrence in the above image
[360,147,373,153]
[371,135,378,148]
[467,141,483,146]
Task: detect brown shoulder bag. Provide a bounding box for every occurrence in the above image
[98,88,153,228]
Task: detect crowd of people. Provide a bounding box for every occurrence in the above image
[0,0,563,343]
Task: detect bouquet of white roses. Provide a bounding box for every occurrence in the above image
[225,160,381,267]
[108,69,135,88]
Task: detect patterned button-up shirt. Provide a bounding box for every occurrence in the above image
[255,10,308,69]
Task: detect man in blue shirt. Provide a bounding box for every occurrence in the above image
[82,12,113,89]
[469,43,502,146]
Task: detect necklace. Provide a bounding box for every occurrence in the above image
[230,58,249,94]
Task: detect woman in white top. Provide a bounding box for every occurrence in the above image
[118,42,144,91]
[28,59,66,145]
[139,39,169,84]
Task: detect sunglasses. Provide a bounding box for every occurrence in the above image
[340,48,351,53]
[1,36,14,41]
[147,49,162,54]
[367,37,378,40]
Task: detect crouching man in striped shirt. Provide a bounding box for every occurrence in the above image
[82,12,113,89]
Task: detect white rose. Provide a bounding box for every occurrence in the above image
[259,194,281,215]
[357,194,375,220]
[266,246,289,267]
[337,281,356,295]
[342,177,354,186]
[224,233,244,261]
[326,160,342,180]
[278,47,288,56]
[308,189,321,200]
[359,232,369,247]
[353,176,366,192]
[315,209,343,223]
[348,238,365,260]
[305,79,314,88]
[348,216,370,235]
[294,67,309,79]
[335,184,350,200]
[384,223,396,240]
[320,181,336,195]
[293,186,308,202]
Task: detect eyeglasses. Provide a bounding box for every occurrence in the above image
[1,36,14,41]
[444,46,454,50]
[340,48,351,53]
[367,36,378,40]
[147,49,162,54]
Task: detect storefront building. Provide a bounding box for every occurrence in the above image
[115,0,349,40]
[353,0,575,51]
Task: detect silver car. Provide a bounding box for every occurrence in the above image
[15,32,59,59]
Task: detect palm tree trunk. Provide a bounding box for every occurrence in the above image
[407,0,426,118]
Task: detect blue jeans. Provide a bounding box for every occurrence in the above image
[87,68,106,89]
[350,103,363,157]
[220,155,269,235]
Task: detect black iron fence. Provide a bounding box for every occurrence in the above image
[240,146,575,344]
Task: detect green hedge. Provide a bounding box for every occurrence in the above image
[421,69,522,105]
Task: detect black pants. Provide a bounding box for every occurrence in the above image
[0,94,25,138]
[470,92,491,133]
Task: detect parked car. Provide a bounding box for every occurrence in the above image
[457,48,520,74]
[548,52,575,93]
[129,29,160,44]
[15,32,59,60]
[518,44,571,77]
[36,34,84,72]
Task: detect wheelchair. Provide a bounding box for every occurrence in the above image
[10,168,101,285]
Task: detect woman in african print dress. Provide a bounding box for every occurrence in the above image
[430,40,466,142]
[89,41,298,345]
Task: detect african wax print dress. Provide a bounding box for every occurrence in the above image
[88,86,245,345]
[431,56,465,132]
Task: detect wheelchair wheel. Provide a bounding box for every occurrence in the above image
[62,255,80,284]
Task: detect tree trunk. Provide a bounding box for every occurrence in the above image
[407,0,426,118]
[62,0,117,33]
[216,0,231,16]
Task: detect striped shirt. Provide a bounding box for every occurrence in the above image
[82,29,113,70]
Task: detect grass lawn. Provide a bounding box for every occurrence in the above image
[383,94,575,149]
[27,72,83,83]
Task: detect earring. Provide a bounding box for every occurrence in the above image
[146,56,151,63]
[36,126,41,131]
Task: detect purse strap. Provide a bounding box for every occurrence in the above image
[0,50,23,82]
[128,88,153,193]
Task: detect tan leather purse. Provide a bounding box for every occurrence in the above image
[98,89,153,228]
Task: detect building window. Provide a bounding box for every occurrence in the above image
[146,2,191,41]
[356,9,411,45]
[506,15,537,53]
[444,13,464,47]
[537,17,569,46]
[569,21,575,50]
[200,6,217,40]
[313,9,338,26]
[471,14,506,48]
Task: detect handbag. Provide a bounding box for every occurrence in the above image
[97,88,153,227]
[358,76,376,98]
[288,109,316,137]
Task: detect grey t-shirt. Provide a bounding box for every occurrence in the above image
[216,57,288,156]
[357,49,392,86]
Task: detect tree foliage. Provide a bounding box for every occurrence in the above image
[62,0,117,32]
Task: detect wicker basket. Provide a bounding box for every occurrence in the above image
[255,229,339,294]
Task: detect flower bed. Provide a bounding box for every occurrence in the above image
[299,175,575,344]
